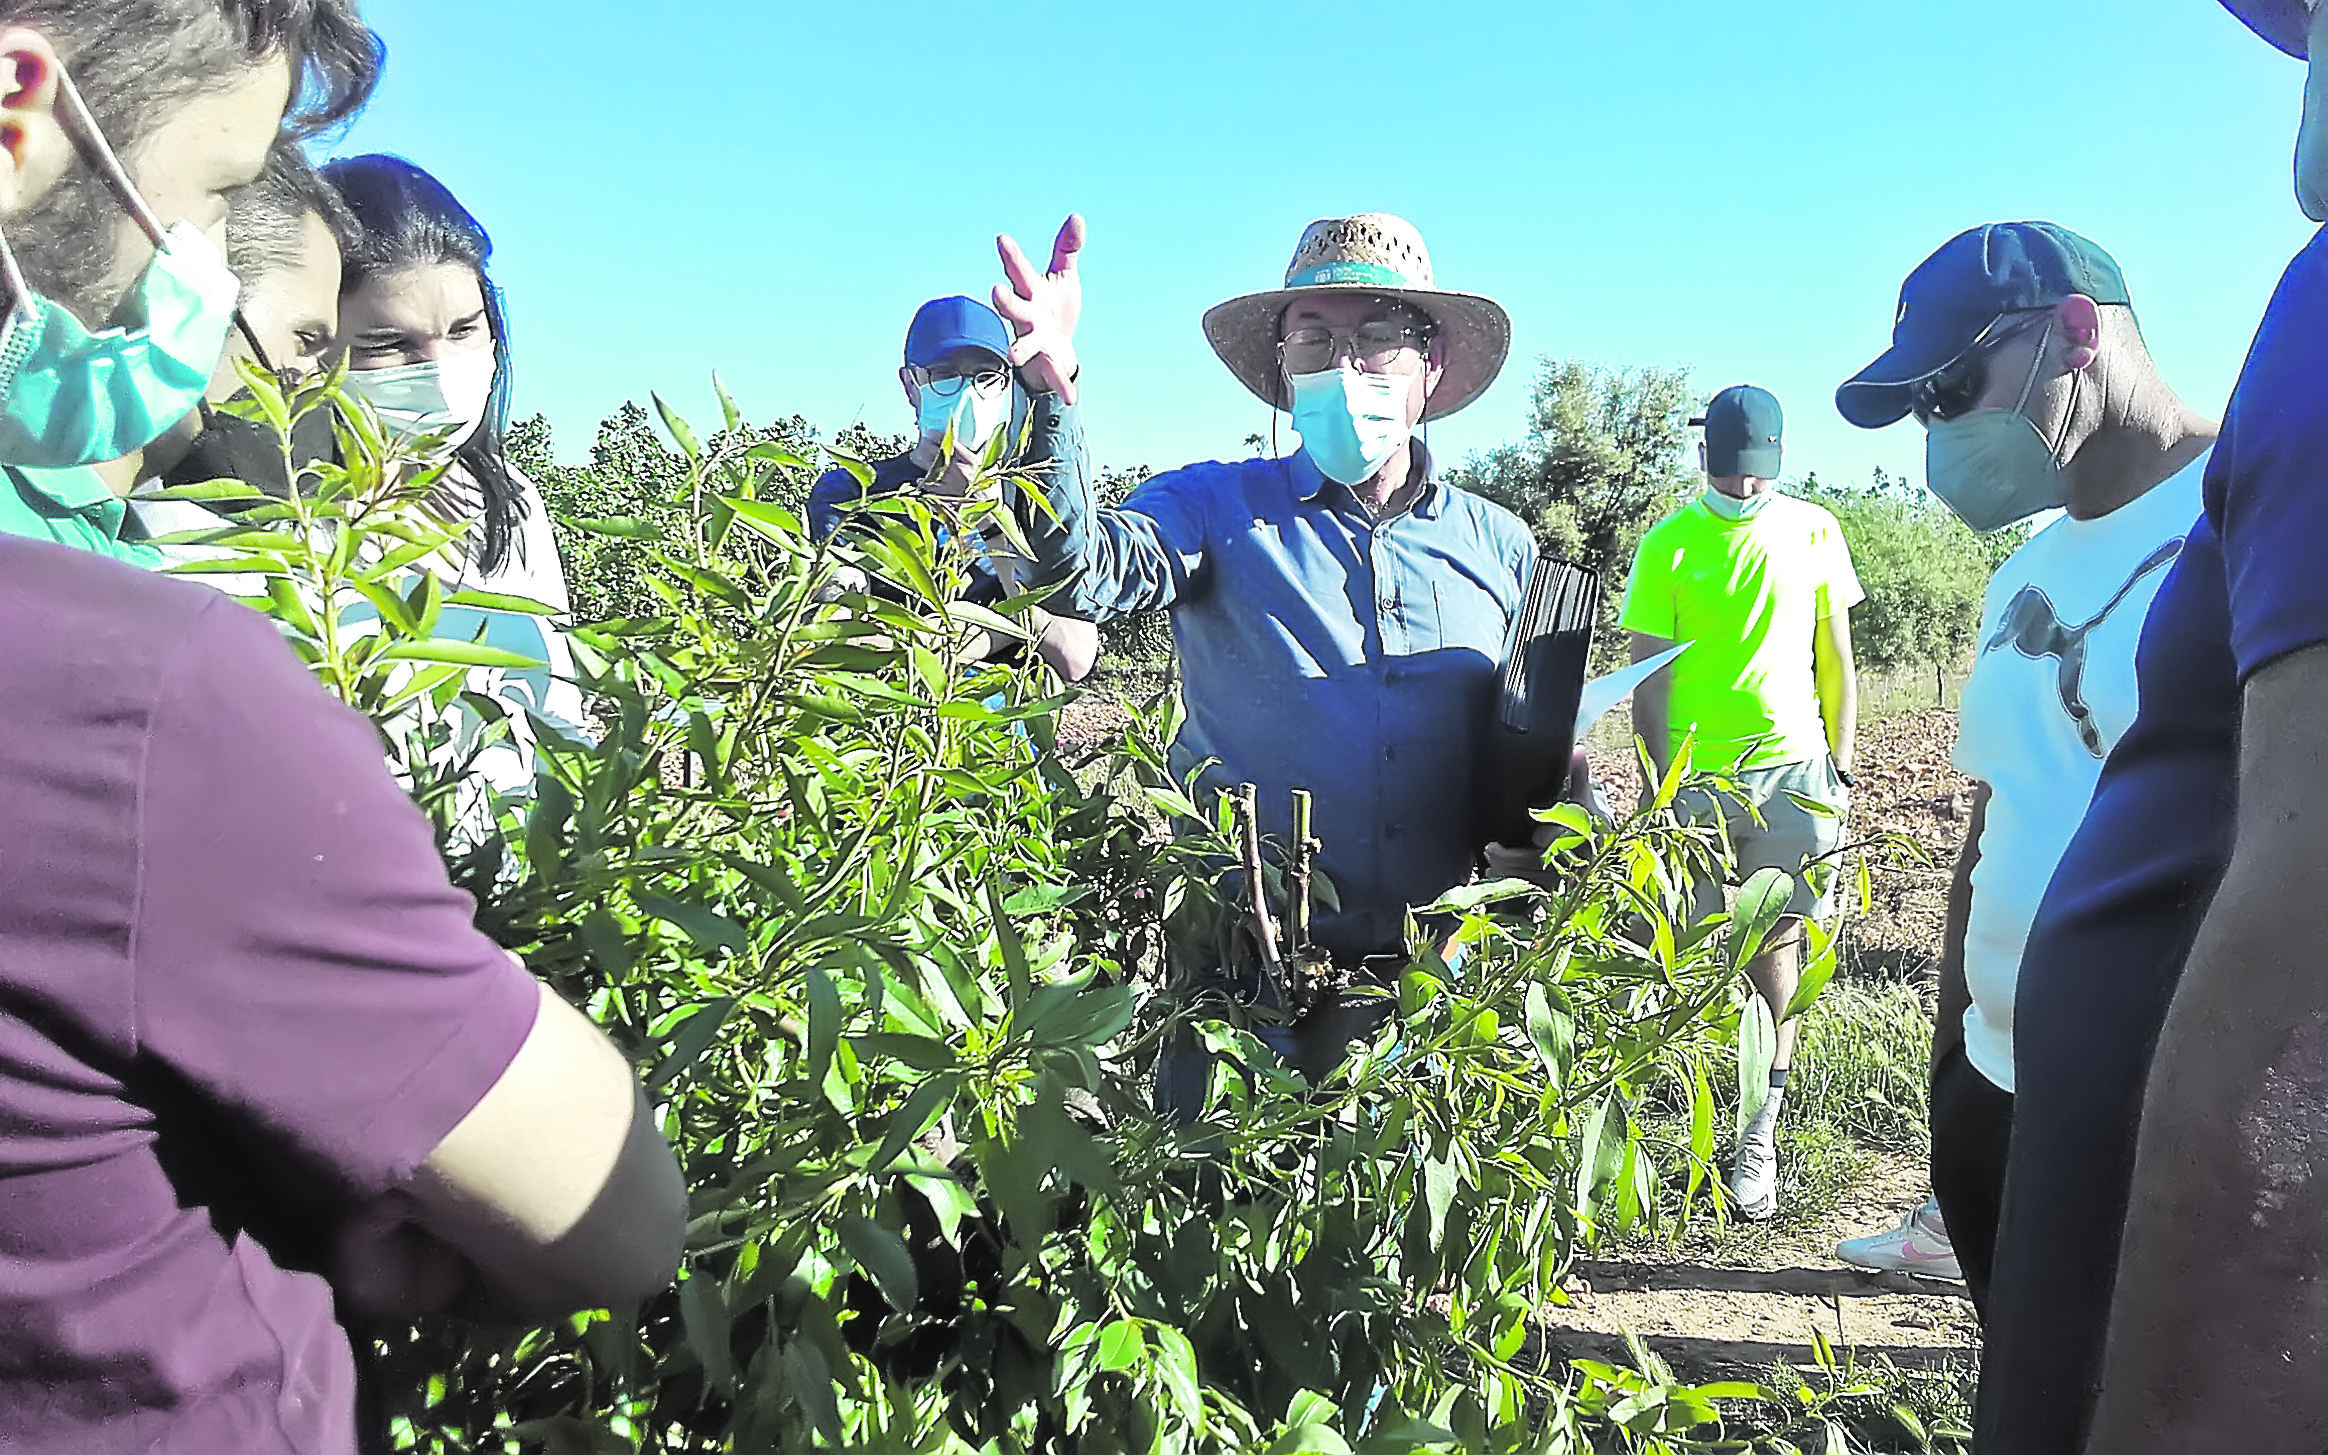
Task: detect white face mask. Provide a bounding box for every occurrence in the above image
[916,372,1014,456]
[347,348,498,455]
[1702,486,1773,521]
[1288,366,1410,485]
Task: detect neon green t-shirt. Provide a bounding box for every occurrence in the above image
[1618,492,1863,772]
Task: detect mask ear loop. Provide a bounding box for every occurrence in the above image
[2009,320,2051,417]
[2012,319,2080,470]
[0,222,32,319]
[52,65,171,251]
[233,312,278,377]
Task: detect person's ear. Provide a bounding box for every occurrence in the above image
[0,30,69,225]
[2055,294,2104,371]
[1698,440,1709,473]
[1416,338,1448,419]
[2298,3,2328,221]
[899,365,920,413]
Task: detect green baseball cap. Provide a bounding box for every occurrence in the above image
[1692,385,1783,479]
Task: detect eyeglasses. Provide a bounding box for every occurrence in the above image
[908,364,1011,396]
[1278,318,1432,376]
[1909,309,2051,423]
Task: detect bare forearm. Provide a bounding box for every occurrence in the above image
[1814,615,1858,769]
[2085,877,2328,1451]
[433,1083,688,1325]
[1629,633,1676,788]
[1034,612,1100,683]
[1820,668,1856,769]
[2088,647,2328,1450]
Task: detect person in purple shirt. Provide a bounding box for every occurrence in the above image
[1004,212,1534,1088]
[1977,2,2328,1450]
[0,5,687,1453]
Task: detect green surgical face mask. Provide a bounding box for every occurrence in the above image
[1923,321,2076,535]
[0,67,241,469]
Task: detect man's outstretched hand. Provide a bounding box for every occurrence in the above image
[994,214,1084,404]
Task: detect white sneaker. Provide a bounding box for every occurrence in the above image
[1836,1196,1962,1280]
[1727,1127,1778,1222]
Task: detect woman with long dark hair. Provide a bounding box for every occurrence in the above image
[324,153,586,802]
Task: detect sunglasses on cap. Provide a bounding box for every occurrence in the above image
[1908,308,2055,424]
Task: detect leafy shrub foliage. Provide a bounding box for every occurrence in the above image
[1090,463,1174,694]
[1447,360,1699,656]
[162,372,1895,1453]
[1795,470,2025,675]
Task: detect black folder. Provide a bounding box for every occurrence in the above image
[1478,552,1601,851]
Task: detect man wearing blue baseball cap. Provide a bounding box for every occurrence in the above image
[1962,3,2328,1448]
[808,285,1099,680]
[1828,223,2215,1314]
[1621,384,1863,1222]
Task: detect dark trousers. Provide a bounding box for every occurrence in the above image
[1928,1042,2013,1317]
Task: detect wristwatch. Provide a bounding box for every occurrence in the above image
[1834,765,1856,788]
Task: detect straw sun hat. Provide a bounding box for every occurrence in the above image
[1200,214,1511,422]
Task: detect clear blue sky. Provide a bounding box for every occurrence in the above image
[331,0,2317,492]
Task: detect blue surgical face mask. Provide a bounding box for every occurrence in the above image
[916,372,1015,456]
[1701,486,1774,521]
[0,67,242,469]
[1289,366,1410,485]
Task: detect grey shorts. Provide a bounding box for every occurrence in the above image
[1676,755,1849,924]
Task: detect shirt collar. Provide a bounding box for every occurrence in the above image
[9,462,120,515]
[1288,437,1444,518]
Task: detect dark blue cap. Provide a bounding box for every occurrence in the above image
[1836,222,2129,430]
[2220,0,2309,57]
[903,295,1012,369]
[1692,385,1783,478]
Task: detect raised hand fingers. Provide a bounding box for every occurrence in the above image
[991,282,1041,334]
[996,230,1042,303]
[1048,213,1087,277]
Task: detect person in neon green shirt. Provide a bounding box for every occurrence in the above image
[1620,384,1863,1221]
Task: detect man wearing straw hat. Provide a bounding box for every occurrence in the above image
[993,212,1535,1094]
[1967,2,2328,1450]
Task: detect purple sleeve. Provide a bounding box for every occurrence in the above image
[131,598,542,1199]
[2219,232,2328,684]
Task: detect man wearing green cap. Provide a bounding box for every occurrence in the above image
[1963,3,2328,1449]
[1620,384,1862,1221]
[1828,221,2215,1320]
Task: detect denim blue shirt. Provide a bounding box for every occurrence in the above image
[1032,442,1536,956]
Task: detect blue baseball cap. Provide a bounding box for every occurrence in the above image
[1835,221,2130,430]
[1692,385,1783,478]
[903,296,1012,369]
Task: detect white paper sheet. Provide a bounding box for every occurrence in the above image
[1572,642,1691,740]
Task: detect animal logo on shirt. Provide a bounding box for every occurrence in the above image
[1982,538,2184,757]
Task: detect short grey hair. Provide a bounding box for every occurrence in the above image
[227,138,354,283]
